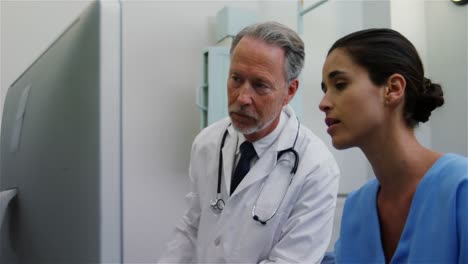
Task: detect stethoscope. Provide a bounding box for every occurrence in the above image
[210,120,300,225]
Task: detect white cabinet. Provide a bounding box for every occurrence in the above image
[198,46,230,128]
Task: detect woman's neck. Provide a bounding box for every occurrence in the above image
[360,125,441,199]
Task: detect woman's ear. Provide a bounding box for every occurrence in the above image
[384,73,406,106]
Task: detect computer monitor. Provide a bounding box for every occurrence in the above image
[0,0,122,262]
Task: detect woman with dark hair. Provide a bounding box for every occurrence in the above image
[319,28,467,263]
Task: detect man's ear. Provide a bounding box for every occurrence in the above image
[283,78,299,106]
[384,73,406,106]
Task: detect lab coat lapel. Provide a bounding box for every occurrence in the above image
[276,106,299,151]
[231,150,277,197]
[222,126,238,195]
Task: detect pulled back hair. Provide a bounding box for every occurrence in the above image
[231,21,305,84]
[328,28,444,128]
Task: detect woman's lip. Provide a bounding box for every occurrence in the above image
[327,122,339,135]
[325,117,340,135]
[325,117,340,127]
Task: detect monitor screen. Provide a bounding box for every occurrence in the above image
[0,0,122,263]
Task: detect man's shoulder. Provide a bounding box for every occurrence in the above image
[193,117,231,147]
[296,124,335,161]
[286,123,341,182]
[298,125,324,145]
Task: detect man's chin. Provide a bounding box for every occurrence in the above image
[231,123,259,135]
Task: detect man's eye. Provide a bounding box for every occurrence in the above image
[254,83,270,92]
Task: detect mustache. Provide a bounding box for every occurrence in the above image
[229,105,258,120]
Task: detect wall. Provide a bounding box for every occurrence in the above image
[390,0,434,149]
[122,1,260,261]
[390,0,468,156]
[426,1,468,156]
[301,0,373,196]
[299,0,370,250]
[1,0,467,262]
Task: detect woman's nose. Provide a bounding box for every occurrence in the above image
[319,95,332,113]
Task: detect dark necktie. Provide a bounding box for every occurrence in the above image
[231,141,257,195]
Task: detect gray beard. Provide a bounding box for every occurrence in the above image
[231,112,277,136]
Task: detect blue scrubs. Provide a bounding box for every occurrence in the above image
[335,153,468,263]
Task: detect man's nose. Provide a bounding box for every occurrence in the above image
[236,83,253,105]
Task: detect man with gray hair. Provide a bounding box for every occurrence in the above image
[159,21,339,263]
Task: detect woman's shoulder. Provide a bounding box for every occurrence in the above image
[347,178,379,202]
[429,153,468,184]
[342,178,379,213]
[440,153,468,171]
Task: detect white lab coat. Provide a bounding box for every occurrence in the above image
[159,106,340,263]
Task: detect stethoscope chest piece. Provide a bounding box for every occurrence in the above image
[210,195,225,214]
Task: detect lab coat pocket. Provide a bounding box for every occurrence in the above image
[231,203,287,263]
[230,177,294,262]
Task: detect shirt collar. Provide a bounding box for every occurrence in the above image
[236,110,288,158]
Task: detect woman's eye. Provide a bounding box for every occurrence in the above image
[335,82,347,90]
[321,83,327,93]
[321,86,327,93]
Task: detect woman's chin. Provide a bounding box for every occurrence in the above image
[331,138,352,150]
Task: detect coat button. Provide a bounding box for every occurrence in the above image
[214,237,221,246]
